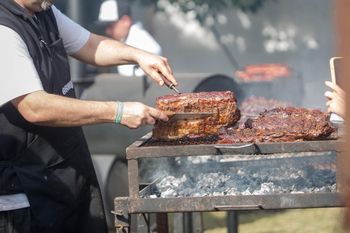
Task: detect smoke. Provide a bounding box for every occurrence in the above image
[139,157,179,183]
[139,155,217,184]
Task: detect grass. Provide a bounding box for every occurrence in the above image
[109,208,345,232]
[203,208,345,233]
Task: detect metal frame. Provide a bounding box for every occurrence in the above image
[114,134,343,233]
[126,133,341,159]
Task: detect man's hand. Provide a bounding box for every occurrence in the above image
[325,81,346,118]
[120,102,168,129]
[135,50,177,87]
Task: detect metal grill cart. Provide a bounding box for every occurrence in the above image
[113,133,343,233]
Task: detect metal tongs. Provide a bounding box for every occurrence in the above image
[162,77,181,94]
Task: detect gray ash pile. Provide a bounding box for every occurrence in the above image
[145,154,336,198]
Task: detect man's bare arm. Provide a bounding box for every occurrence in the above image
[11,90,167,128]
[72,33,177,86]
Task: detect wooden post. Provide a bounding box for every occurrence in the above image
[336,0,350,232]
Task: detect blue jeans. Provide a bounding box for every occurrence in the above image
[0,208,30,233]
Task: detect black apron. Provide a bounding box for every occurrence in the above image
[0,1,108,233]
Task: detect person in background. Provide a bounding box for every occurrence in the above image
[0,0,176,233]
[325,80,346,120]
[97,0,162,76]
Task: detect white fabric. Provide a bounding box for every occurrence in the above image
[98,0,119,22]
[330,113,344,123]
[0,26,43,106]
[118,22,162,76]
[0,194,30,211]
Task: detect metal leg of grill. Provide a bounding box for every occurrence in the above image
[156,213,169,233]
[115,214,130,233]
[114,197,130,233]
[130,214,138,233]
[173,213,184,233]
[132,213,153,233]
[227,211,239,233]
[192,212,203,233]
[115,213,152,233]
[183,213,192,233]
[173,213,204,233]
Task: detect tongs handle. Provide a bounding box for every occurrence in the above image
[162,78,181,94]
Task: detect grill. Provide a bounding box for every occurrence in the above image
[114,133,343,233]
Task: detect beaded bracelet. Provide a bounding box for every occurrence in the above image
[115,101,124,124]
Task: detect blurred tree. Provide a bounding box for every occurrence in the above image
[55,0,271,70]
[133,0,272,16]
[165,0,270,14]
[130,0,273,69]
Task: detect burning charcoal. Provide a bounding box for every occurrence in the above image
[241,189,252,195]
[161,189,177,198]
[259,182,275,194]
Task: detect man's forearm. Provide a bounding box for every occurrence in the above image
[72,33,139,67]
[12,90,116,127]
[72,32,177,91]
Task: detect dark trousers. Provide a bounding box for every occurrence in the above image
[0,208,30,233]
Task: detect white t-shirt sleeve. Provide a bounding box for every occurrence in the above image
[0,26,43,106]
[119,23,162,76]
[126,23,162,55]
[52,5,90,55]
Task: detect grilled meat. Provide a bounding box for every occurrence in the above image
[240,96,293,117]
[219,107,336,143]
[238,96,294,127]
[235,63,291,82]
[153,91,240,140]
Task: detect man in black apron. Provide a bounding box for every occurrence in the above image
[0,0,176,232]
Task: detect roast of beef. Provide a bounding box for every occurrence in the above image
[218,107,335,143]
[152,91,240,140]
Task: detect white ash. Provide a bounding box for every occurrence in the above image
[145,156,336,198]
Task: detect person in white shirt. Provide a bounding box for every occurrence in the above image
[97,0,162,76]
[0,0,176,232]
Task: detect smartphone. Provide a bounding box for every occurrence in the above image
[329,57,344,123]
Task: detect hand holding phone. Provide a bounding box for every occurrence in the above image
[327,57,345,123]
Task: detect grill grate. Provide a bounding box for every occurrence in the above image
[143,135,219,146]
